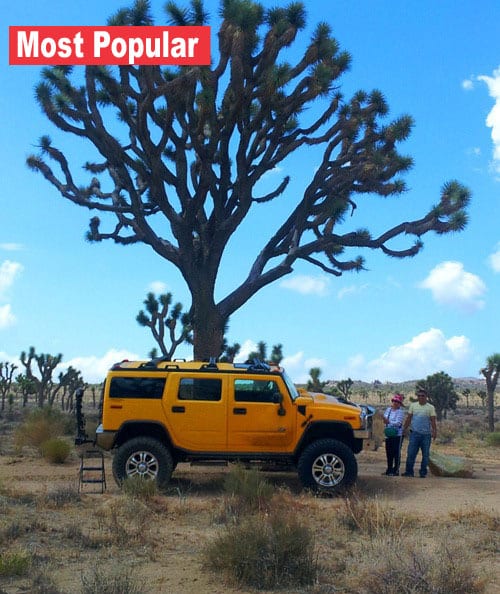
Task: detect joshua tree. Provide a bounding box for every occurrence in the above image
[480,353,500,431]
[136,292,193,359]
[0,362,18,412]
[307,367,325,392]
[27,0,470,359]
[20,347,63,408]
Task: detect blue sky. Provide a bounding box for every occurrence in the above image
[1,0,499,384]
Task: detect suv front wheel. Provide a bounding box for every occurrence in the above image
[112,437,174,488]
[297,438,357,493]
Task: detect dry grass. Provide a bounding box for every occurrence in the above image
[0,406,499,593]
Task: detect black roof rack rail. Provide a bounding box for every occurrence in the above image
[140,356,179,369]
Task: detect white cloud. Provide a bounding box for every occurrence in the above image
[477,66,500,176]
[489,243,500,273]
[419,261,486,312]
[235,339,258,362]
[341,328,472,382]
[280,275,330,296]
[0,304,16,329]
[0,260,23,297]
[337,283,369,299]
[148,281,169,294]
[461,78,474,91]
[62,348,140,384]
[0,243,24,252]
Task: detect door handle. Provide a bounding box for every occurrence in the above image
[172,406,185,413]
[233,407,247,415]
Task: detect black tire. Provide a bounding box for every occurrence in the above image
[112,437,174,488]
[297,438,357,493]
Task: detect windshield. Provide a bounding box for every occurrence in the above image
[282,370,300,401]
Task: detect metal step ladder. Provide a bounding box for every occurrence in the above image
[78,449,106,493]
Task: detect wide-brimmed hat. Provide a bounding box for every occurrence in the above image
[391,394,404,404]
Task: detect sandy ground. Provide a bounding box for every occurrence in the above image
[0,439,499,594]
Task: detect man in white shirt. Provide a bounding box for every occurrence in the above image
[402,387,437,478]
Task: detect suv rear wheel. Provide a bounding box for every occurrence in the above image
[297,438,357,493]
[112,437,174,488]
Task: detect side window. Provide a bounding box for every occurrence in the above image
[178,378,222,401]
[234,379,280,403]
[109,376,166,399]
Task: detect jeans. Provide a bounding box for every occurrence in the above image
[405,432,432,476]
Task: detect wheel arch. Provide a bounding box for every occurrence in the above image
[295,421,356,460]
[114,421,172,450]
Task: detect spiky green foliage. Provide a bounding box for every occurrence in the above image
[27,0,470,359]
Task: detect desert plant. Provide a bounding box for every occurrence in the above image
[40,438,71,464]
[0,549,32,577]
[80,565,144,594]
[14,406,71,452]
[204,508,317,590]
[222,464,274,515]
[122,475,159,500]
[349,534,485,594]
[341,492,408,536]
[29,569,65,594]
[485,431,500,446]
[43,484,80,506]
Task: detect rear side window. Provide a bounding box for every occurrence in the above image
[178,378,222,401]
[109,376,166,399]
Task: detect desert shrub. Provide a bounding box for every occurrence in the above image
[348,534,485,594]
[94,498,153,547]
[0,549,32,577]
[485,431,500,446]
[14,406,70,452]
[29,569,64,594]
[80,566,145,594]
[204,507,317,590]
[341,492,408,536]
[40,438,72,463]
[222,464,274,514]
[435,420,456,444]
[43,484,80,506]
[122,475,159,500]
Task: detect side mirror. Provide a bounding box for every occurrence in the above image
[272,392,286,416]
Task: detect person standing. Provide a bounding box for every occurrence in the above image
[402,387,437,478]
[382,394,405,476]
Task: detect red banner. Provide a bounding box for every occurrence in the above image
[9,26,211,66]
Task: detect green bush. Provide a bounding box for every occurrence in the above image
[223,464,274,514]
[204,508,317,590]
[0,549,32,577]
[122,475,159,500]
[485,431,500,446]
[14,406,71,452]
[40,438,71,464]
[80,566,144,594]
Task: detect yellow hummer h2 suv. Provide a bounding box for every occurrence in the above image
[87,358,373,493]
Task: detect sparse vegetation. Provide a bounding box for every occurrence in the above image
[0,549,32,577]
[485,431,500,446]
[0,394,498,593]
[80,566,144,594]
[347,534,486,594]
[40,437,72,464]
[204,508,317,590]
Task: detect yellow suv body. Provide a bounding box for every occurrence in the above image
[93,358,373,493]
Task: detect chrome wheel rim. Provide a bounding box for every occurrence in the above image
[125,450,159,480]
[312,452,345,487]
